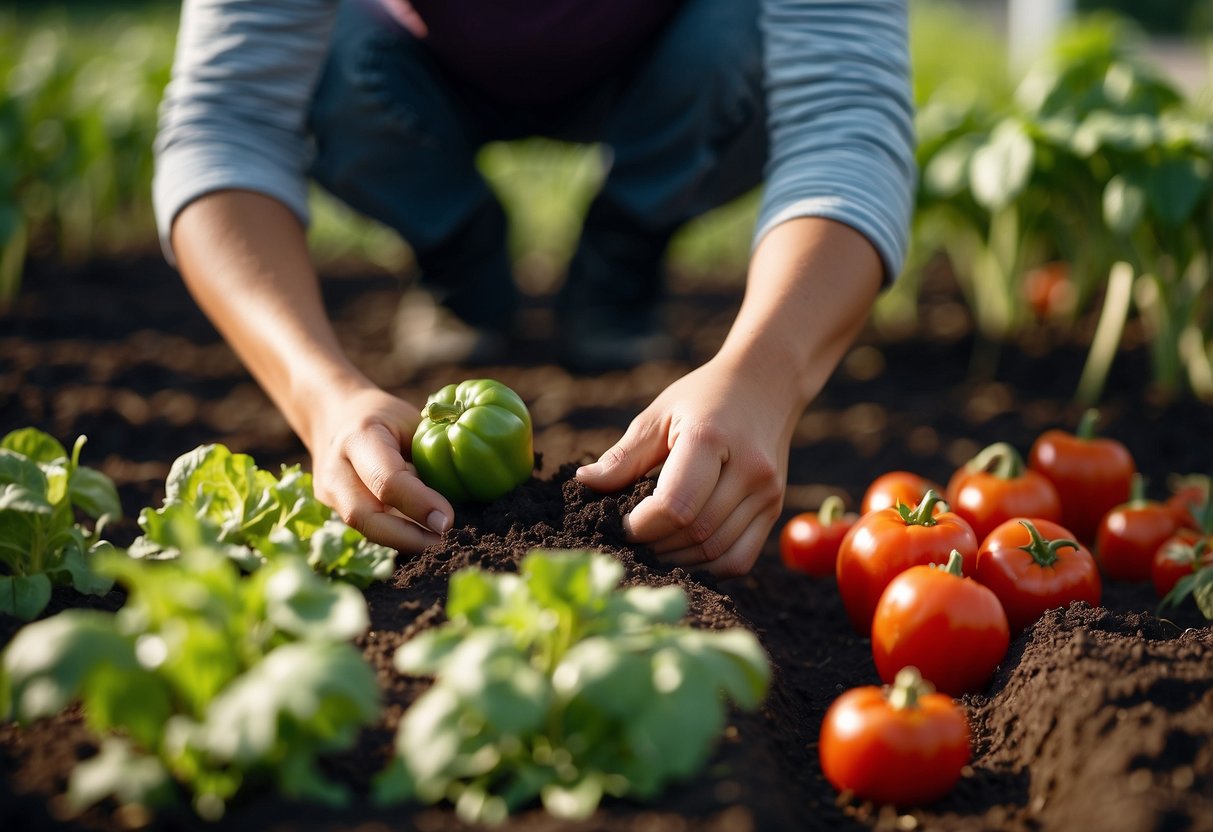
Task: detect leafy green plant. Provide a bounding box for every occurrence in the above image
[0,427,120,620]
[913,13,1213,402]
[374,548,771,824]
[129,443,396,587]
[0,529,380,820]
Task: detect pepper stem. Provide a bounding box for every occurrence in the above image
[1016,519,1079,568]
[887,666,934,710]
[898,489,947,527]
[968,442,1025,480]
[424,400,465,424]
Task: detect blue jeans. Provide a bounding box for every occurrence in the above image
[308,0,765,332]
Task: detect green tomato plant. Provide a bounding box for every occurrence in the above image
[374,548,771,824]
[129,443,397,587]
[0,521,381,821]
[412,378,534,503]
[0,427,120,620]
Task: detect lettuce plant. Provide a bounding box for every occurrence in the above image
[0,524,381,820]
[129,443,396,587]
[0,427,120,619]
[374,549,772,824]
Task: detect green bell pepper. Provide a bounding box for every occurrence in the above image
[411,378,534,503]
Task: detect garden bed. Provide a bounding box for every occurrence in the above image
[2,253,1211,831]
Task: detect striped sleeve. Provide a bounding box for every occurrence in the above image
[152,0,337,264]
[756,0,916,283]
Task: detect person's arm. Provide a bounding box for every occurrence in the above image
[172,192,453,550]
[576,218,879,577]
[576,0,914,577]
[155,0,453,549]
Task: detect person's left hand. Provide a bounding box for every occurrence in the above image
[575,353,801,578]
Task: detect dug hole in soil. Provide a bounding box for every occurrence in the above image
[1,252,1211,832]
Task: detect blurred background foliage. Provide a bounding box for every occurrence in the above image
[1,1,1212,402]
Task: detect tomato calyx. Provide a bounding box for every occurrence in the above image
[897,490,949,527]
[965,442,1025,480]
[422,400,465,424]
[885,666,934,710]
[1015,519,1079,568]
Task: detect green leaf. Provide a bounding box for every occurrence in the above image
[65,738,174,814]
[1104,173,1147,235]
[3,610,138,719]
[970,120,1035,211]
[0,481,51,514]
[202,641,380,764]
[1145,157,1211,229]
[80,663,172,749]
[678,628,772,711]
[921,133,984,199]
[393,627,466,676]
[307,520,396,587]
[541,774,604,821]
[53,543,115,597]
[441,632,551,735]
[69,465,122,521]
[1,428,67,464]
[0,451,52,505]
[615,584,687,626]
[0,573,53,620]
[263,558,369,642]
[552,636,653,718]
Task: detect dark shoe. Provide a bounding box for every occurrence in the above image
[558,307,681,373]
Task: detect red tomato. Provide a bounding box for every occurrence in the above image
[1151,530,1212,599]
[819,667,971,806]
[861,471,943,515]
[779,495,859,577]
[1095,475,1185,583]
[945,442,1062,544]
[836,491,979,635]
[975,518,1102,634]
[1023,261,1074,319]
[1027,409,1136,545]
[871,551,1010,696]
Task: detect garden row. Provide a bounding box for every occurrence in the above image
[5,10,1212,402]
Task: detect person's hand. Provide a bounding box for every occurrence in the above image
[576,354,801,578]
[306,386,454,552]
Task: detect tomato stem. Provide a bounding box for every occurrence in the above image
[942,549,966,577]
[818,495,847,525]
[886,666,933,710]
[1076,408,1101,440]
[424,401,465,424]
[898,489,947,526]
[1015,519,1078,567]
[1127,472,1147,506]
[968,442,1024,479]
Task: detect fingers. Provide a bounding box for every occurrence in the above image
[623,422,728,543]
[319,456,442,552]
[345,423,454,533]
[658,498,780,579]
[575,414,668,493]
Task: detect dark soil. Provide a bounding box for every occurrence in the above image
[2,252,1212,832]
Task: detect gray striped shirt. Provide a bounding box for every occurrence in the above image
[153,0,915,281]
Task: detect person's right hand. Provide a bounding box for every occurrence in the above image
[306,386,454,552]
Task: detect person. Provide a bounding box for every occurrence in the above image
[153,0,915,579]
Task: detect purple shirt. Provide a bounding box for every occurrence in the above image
[402,0,686,103]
